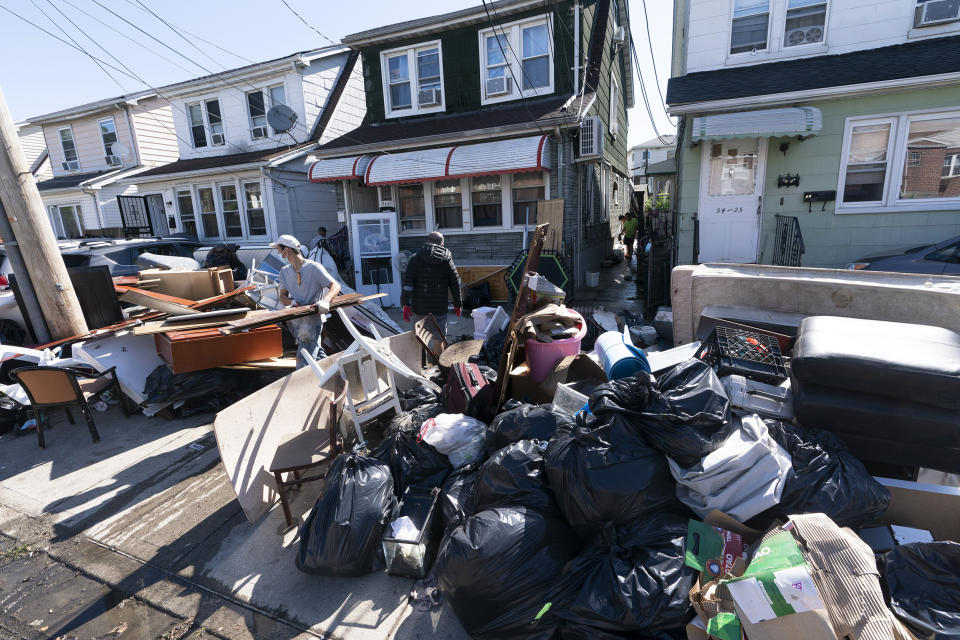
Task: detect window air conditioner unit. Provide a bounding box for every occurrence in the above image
[486,76,509,97]
[418,88,442,107]
[211,132,226,146]
[917,0,960,25]
[105,155,121,166]
[579,116,604,159]
[613,25,626,45]
[62,160,80,171]
[251,126,268,140]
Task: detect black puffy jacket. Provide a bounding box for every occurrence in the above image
[401,243,462,315]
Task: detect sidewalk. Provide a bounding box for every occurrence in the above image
[0,404,468,639]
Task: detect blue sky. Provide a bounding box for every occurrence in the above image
[0,0,676,148]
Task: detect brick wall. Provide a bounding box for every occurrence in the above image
[399,232,524,265]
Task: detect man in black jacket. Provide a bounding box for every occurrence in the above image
[401,231,462,333]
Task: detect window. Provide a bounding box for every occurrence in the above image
[53,205,83,239]
[247,91,267,140]
[480,15,554,104]
[99,117,120,165]
[915,0,960,28]
[433,179,463,228]
[197,187,219,238]
[244,182,267,236]
[220,185,242,237]
[187,100,223,148]
[268,86,286,133]
[176,190,197,236]
[512,172,543,225]
[731,0,769,54]
[381,41,445,117]
[472,176,502,227]
[839,110,960,210]
[609,73,620,137]
[841,122,892,204]
[784,1,826,48]
[709,140,759,196]
[58,127,78,169]
[398,184,426,231]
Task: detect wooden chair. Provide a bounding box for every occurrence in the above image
[9,366,129,449]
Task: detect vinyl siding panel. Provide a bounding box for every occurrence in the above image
[17,125,47,168]
[318,57,367,144]
[269,170,339,241]
[130,99,179,166]
[43,109,136,177]
[301,52,351,138]
[96,182,140,229]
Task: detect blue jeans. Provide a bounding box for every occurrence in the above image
[291,316,328,369]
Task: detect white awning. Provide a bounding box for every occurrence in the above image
[691,107,822,141]
[362,135,551,186]
[446,135,550,178]
[307,155,374,182]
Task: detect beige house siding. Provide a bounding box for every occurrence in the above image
[41,190,101,234]
[130,99,179,166]
[43,109,136,176]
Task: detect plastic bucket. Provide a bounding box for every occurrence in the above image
[595,330,651,380]
[524,311,587,383]
[585,271,600,288]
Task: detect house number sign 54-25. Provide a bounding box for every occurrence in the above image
[715,207,744,214]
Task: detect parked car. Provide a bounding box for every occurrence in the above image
[848,236,960,275]
[0,237,201,280]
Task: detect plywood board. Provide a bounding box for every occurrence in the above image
[457,266,510,301]
[137,267,234,300]
[73,332,166,404]
[538,199,564,253]
[133,309,270,336]
[213,331,423,523]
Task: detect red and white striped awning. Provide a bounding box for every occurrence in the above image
[307,155,374,182]
[356,134,550,186]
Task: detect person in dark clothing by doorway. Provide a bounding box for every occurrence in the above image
[401,231,462,334]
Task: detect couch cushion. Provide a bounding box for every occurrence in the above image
[792,316,960,410]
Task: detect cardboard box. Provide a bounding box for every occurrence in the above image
[155,325,282,373]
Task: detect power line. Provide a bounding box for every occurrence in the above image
[639,0,674,123]
[277,0,338,47]
[629,29,673,145]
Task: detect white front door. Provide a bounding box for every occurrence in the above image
[697,138,767,263]
[351,212,400,307]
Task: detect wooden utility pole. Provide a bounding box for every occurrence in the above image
[0,87,87,340]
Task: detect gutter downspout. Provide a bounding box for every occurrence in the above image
[573,2,581,95]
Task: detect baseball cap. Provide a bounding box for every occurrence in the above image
[270,234,302,251]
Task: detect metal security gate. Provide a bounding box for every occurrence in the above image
[117,195,153,237]
[772,214,805,267]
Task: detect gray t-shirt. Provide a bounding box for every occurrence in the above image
[279,259,336,306]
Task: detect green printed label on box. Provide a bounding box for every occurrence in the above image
[686,519,746,578]
[706,612,742,640]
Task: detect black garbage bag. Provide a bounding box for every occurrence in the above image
[372,411,451,498]
[485,330,507,364]
[399,385,438,411]
[435,507,582,640]
[441,463,481,531]
[142,365,240,410]
[558,623,685,639]
[0,319,26,346]
[474,439,556,514]
[545,413,679,540]
[622,360,732,467]
[764,420,890,527]
[881,542,960,639]
[296,453,396,576]
[555,511,695,632]
[387,402,445,434]
[486,404,575,456]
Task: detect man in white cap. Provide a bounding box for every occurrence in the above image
[271,234,341,368]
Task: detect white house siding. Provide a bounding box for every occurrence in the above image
[17,125,47,169]
[95,182,140,230]
[43,109,136,177]
[129,99,179,166]
[32,156,53,181]
[269,168,340,242]
[315,57,367,144]
[301,53,352,139]
[40,190,101,236]
[685,0,960,74]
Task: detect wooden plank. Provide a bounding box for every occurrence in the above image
[115,285,198,315]
[190,285,255,311]
[133,309,272,336]
[538,199,564,253]
[457,266,511,301]
[135,267,234,300]
[220,292,382,334]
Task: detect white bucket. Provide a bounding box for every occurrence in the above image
[585,271,600,288]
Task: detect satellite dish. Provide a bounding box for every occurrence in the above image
[111,142,130,158]
[267,105,298,133]
[394,250,415,273]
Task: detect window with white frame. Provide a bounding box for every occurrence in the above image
[58,127,78,171]
[433,179,463,229]
[197,186,219,238]
[914,0,960,28]
[398,184,426,231]
[839,110,960,209]
[176,190,198,236]
[480,15,554,104]
[220,184,243,237]
[472,176,503,226]
[247,91,268,140]
[98,117,121,166]
[187,100,224,148]
[784,0,827,47]
[49,204,83,239]
[244,182,267,236]
[512,172,544,225]
[730,0,770,54]
[381,41,445,118]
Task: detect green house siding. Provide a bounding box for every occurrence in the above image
[361,3,575,122]
[582,0,629,176]
[676,85,960,268]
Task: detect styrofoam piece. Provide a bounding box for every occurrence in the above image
[645,341,702,374]
[73,333,166,404]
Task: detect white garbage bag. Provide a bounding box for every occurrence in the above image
[668,413,793,521]
[419,413,486,468]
